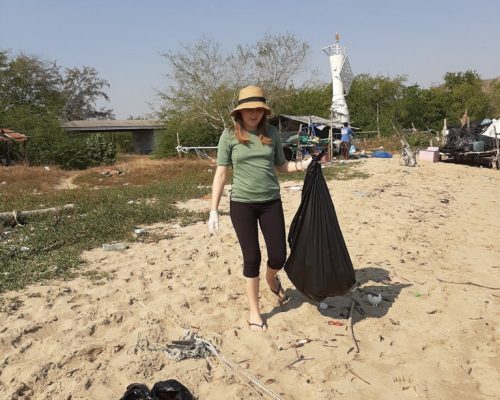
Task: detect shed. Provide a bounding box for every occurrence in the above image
[0,128,28,165]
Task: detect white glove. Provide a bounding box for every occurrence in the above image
[207,210,219,234]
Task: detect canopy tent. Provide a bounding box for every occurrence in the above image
[267,115,343,161]
[269,114,344,141]
[482,119,500,138]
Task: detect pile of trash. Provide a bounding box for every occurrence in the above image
[440,119,499,154]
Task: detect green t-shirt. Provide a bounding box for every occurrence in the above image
[217,125,286,203]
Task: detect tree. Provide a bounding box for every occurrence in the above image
[60,66,114,120]
[158,37,235,130]
[154,111,219,158]
[274,84,331,118]
[158,34,310,132]
[442,70,491,123]
[0,50,114,167]
[0,53,60,116]
[487,79,500,117]
[346,74,406,133]
[236,33,309,103]
[0,50,113,121]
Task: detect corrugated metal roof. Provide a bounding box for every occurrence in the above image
[61,120,165,132]
[0,128,28,142]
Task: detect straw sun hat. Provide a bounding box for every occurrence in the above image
[231,86,271,116]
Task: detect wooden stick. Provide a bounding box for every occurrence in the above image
[0,204,75,224]
[436,278,499,290]
[347,367,371,385]
[348,299,360,353]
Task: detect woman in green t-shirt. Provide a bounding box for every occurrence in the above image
[208,86,313,332]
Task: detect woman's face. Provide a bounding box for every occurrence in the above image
[240,108,265,131]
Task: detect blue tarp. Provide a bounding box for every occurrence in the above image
[371,151,393,158]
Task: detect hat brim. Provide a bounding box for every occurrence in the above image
[231,102,271,116]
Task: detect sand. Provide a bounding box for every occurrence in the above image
[1,156,499,399]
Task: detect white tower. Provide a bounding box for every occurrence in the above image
[322,34,353,124]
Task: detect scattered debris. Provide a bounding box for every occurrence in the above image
[366,293,382,307]
[436,278,499,290]
[102,242,129,252]
[285,354,314,369]
[348,300,360,353]
[0,204,75,226]
[347,367,371,385]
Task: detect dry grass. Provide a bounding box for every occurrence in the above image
[0,156,216,197]
[0,164,73,195]
[73,157,216,188]
[0,156,216,293]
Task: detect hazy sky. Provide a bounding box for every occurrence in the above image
[2,0,499,119]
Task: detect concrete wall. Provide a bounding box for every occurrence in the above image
[132,130,155,154]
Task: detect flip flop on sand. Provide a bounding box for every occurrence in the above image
[270,275,287,304]
[248,321,267,332]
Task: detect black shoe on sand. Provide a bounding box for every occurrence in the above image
[120,383,153,400]
[150,379,194,400]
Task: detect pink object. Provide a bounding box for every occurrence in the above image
[427,146,439,151]
[419,150,439,162]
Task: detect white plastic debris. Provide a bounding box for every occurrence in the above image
[319,302,329,310]
[134,228,148,235]
[366,293,382,307]
[102,242,129,251]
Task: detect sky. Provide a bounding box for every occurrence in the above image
[1,0,499,119]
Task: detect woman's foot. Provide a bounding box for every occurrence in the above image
[248,313,267,332]
[267,274,286,304]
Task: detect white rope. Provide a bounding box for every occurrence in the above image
[176,146,217,160]
[121,289,284,400]
[202,339,285,400]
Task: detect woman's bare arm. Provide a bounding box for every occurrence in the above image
[211,165,229,211]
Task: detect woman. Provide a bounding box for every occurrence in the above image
[208,86,313,332]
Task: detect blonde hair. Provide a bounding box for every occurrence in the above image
[232,111,272,145]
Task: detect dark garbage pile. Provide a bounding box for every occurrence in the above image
[440,119,500,169]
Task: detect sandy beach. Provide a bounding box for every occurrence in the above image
[1,156,499,399]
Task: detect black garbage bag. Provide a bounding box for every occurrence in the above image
[150,379,194,400]
[284,156,356,301]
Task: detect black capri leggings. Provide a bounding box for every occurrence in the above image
[230,199,286,278]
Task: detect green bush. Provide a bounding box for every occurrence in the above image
[55,138,94,170]
[405,132,433,148]
[85,134,116,165]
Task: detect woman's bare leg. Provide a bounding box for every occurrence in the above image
[246,277,266,331]
[266,266,286,302]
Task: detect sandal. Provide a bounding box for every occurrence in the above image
[248,321,267,331]
[270,275,286,303]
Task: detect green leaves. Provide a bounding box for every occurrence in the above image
[0,50,114,168]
